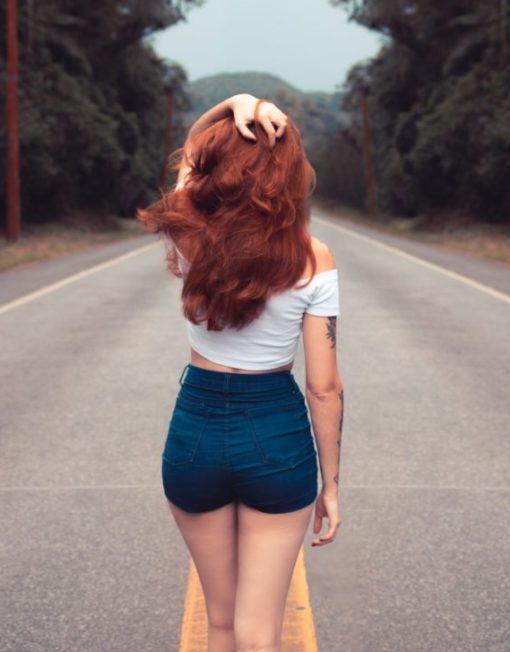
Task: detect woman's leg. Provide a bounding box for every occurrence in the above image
[167,499,238,652]
[234,500,315,652]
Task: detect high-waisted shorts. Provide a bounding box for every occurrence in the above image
[161,363,319,514]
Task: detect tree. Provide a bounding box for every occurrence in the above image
[0,0,205,223]
[329,0,510,221]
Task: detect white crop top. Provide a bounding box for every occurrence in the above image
[174,246,340,370]
[171,177,340,369]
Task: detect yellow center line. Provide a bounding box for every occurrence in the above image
[178,545,319,651]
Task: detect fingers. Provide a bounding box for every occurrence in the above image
[313,506,323,533]
[262,104,287,141]
[255,101,288,146]
[311,515,341,547]
[259,114,276,147]
[236,120,257,141]
[234,102,287,146]
[274,122,286,138]
[259,115,288,146]
[312,504,342,546]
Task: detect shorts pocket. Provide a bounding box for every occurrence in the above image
[243,397,316,469]
[162,400,211,465]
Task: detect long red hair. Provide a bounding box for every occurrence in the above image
[137,102,317,330]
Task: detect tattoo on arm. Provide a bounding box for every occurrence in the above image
[323,316,342,487]
[326,316,337,348]
[335,388,344,485]
[338,388,344,439]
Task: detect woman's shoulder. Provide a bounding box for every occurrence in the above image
[310,236,336,275]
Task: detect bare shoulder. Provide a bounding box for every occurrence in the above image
[310,236,336,273]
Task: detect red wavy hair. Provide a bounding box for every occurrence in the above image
[136,101,318,330]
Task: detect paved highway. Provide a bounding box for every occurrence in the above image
[1,209,509,651]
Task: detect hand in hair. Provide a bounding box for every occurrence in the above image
[229,94,288,147]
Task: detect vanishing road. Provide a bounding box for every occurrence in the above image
[1,207,509,651]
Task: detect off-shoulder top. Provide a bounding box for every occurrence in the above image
[172,177,340,369]
[174,246,340,370]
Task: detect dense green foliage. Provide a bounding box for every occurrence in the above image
[329,0,510,221]
[0,1,202,223]
[5,1,506,225]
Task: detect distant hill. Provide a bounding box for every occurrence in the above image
[187,71,304,111]
[186,71,345,114]
[183,71,347,157]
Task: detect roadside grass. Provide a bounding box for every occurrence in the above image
[0,214,148,273]
[2,202,509,273]
[313,197,510,266]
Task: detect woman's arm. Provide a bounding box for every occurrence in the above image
[187,93,287,144]
[301,244,343,547]
[178,94,288,184]
[186,97,234,141]
[178,96,234,184]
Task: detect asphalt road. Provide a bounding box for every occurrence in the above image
[1,210,509,652]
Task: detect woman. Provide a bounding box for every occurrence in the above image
[137,94,344,652]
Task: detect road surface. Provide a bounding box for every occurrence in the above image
[1,208,509,651]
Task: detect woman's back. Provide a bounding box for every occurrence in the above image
[175,237,340,370]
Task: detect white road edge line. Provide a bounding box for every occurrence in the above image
[314,215,510,305]
[0,241,160,316]
[3,218,509,315]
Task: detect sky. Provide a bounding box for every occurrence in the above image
[150,0,385,94]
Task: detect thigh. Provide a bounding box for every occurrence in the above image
[162,393,239,624]
[167,500,238,626]
[234,500,315,646]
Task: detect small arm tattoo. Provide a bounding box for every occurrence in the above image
[326,316,337,348]
[335,388,344,484]
[338,388,344,438]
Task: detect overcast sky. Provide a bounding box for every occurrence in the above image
[150,0,385,93]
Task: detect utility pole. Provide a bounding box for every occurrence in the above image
[159,91,174,189]
[360,88,378,218]
[5,0,21,241]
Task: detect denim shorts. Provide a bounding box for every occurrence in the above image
[161,363,319,514]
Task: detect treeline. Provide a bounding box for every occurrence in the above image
[326,0,510,222]
[0,1,202,224]
[3,2,507,227]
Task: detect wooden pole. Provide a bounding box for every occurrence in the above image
[5,0,21,241]
[360,89,378,217]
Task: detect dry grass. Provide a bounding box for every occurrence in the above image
[313,198,510,266]
[3,203,509,274]
[0,213,148,273]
